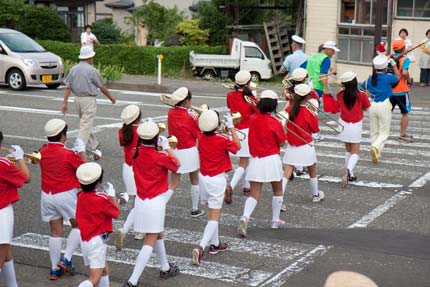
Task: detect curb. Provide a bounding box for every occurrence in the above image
[108,81,171,93]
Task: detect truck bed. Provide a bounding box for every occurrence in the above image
[189,51,240,69]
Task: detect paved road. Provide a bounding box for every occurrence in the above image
[0,80,429,287]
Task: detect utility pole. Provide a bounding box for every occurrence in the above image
[374,0,384,55]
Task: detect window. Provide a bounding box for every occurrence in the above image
[244,47,263,59]
[397,0,430,18]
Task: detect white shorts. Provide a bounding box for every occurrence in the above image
[173,147,199,174]
[246,154,283,183]
[235,128,250,157]
[41,188,78,222]
[122,163,137,196]
[199,173,227,209]
[0,205,14,244]
[338,119,362,143]
[283,144,317,166]
[134,190,173,233]
[81,235,106,269]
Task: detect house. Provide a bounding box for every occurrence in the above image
[304,0,430,81]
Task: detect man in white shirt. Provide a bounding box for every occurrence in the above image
[80,25,99,50]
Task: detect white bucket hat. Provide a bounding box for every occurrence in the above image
[324,271,378,287]
[339,71,357,83]
[287,68,308,81]
[137,121,159,140]
[76,162,102,185]
[373,55,388,70]
[45,119,66,137]
[294,83,312,97]
[235,70,252,85]
[198,110,219,132]
[121,105,140,125]
[79,46,96,60]
[291,35,306,44]
[261,90,278,99]
[322,41,340,52]
[170,87,189,105]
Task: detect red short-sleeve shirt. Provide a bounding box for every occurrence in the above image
[335,91,371,123]
[286,106,320,146]
[227,90,258,130]
[0,158,27,209]
[119,125,139,166]
[168,107,200,149]
[248,113,286,157]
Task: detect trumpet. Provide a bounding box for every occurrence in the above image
[275,111,314,147]
[306,99,344,134]
[159,94,209,116]
[190,104,209,116]
[220,112,247,141]
[155,123,178,149]
[1,147,41,164]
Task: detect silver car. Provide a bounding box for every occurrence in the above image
[0,28,64,90]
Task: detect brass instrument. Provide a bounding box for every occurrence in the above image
[220,112,247,141]
[222,82,259,91]
[1,147,41,164]
[282,72,337,88]
[243,95,258,107]
[306,98,344,134]
[275,111,314,147]
[160,94,208,116]
[166,135,178,149]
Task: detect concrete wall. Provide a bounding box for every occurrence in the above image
[112,8,133,34]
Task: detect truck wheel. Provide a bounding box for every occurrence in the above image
[250,72,261,82]
[8,69,26,91]
[201,70,216,80]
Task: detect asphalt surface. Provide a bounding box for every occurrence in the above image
[0,78,429,287]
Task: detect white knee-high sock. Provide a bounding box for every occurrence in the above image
[154,239,170,272]
[347,154,359,176]
[230,167,245,190]
[344,152,351,168]
[129,245,153,285]
[209,222,220,246]
[2,260,17,287]
[64,228,81,261]
[282,177,289,195]
[123,208,135,234]
[98,275,109,287]
[242,168,250,189]
[199,221,218,250]
[49,237,62,270]
[190,185,200,210]
[272,196,283,222]
[242,197,258,219]
[78,280,93,287]
[309,177,319,196]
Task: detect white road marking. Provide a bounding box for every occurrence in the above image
[2,134,46,142]
[409,172,430,188]
[297,174,403,189]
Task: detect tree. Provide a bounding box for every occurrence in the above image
[0,0,25,28]
[92,19,122,44]
[16,6,71,41]
[176,19,209,46]
[195,1,226,45]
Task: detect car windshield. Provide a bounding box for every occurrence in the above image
[0,33,46,53]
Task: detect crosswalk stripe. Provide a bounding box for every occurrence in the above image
[295,174,402,188]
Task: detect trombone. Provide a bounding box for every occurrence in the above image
[153,122,178,149]
[306,98,344,134]
[275,111,314,147]
[222,81,259,91]
[159,94,209,116]
[1,147,41,164]
[282,72,337,88]
[220,112,247,141]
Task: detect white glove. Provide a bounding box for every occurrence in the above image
[11,145,24,160]
[389,58,397,67]
[73,139,86,153]
[223,114,234,129]
[105,182,116,197]
[158,136,170,150]
[119,192,129,205]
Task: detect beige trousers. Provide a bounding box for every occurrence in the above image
[369,98,392,156]
[74,96,99,150]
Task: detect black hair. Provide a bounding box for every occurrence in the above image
[289,94,308,122]
[0,131,3,145]
[318,44,324,53]
[203,110,220,135]
[342,78,359,110]
[80,170,104,192]
[120,112,141,146]
[426,29,430,37]
[84,24,92,30]
[175,90,192,107]
[257,98,277,114]
[399,28,409,36]
[47,125,68,142]
[133,134,159,159]
[371,66,382,86]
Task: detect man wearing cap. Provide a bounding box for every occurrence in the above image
[280,35,308,76]
[303,41,340,98]
[38,119,87,280]
[61,46,117,157]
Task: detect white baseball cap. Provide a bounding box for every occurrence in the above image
[339,71,357,83]
[294,83,312,96]
[198,110,219,132]
[260,90,278,99]
[287,68,308,81]
[324,271,378,287]
[45,119,66,137]
[76,162,102,185]
[137,121,159,140]
[79,46,96,60]
[170,87,189,105]
[373,55,388,70]
[291,35,306,44]
[235,70,252,85]
[121,105,140,125]
[322,41,340,52]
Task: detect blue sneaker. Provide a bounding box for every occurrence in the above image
[58,257,75,274]
[49,268,64,280]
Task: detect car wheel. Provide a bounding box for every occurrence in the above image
[201,69,216,80]
[8,69,26,91]
[250,72,261,82]
[46,84,61,89]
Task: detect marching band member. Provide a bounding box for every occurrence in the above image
[168,87,204,217]
[237,90,286,238]
[282,84,324,203]
[225,70,258,201]
[124,121,180,287]
[0,132,30,287]
[75,163,120,287]
[283,68,319,109]
[192,110,240,265]
[326,72,370,187]
[115,105,143,250]
[39,119,86,280]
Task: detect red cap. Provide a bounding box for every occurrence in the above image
[376,43,386,53]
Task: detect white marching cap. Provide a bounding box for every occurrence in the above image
[45,119,66,137]
[340,71,357,83]
[170,87,189,105]
[79,46,96,60]
[76,162,102,185]
[121,105,140,125]
[373,55,388,70]
[324,271,378,287]
[235,70,252,85]
[288,68,308,81]
[292,35,306,44]
[294,83,312,97]
[137,121,159,140]
[260,90,278,99]
[323,40,340,52]
[198,110,219,132]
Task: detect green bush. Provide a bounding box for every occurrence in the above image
[38,40,227,77]
[0,0,25,28]
[91,19,121,44]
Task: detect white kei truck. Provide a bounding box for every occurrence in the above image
[189,38,273,81]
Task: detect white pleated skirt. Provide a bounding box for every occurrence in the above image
[0,205,14,244]
[122,163,137,196]
[235,128,250,157]
[283,144,317,166]
[338,119,362,143]
[246,154,283,183]
[173,147,199,174]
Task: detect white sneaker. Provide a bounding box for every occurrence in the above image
[134,232,145,240]
[280,204,287,212]
[312,191,325,203]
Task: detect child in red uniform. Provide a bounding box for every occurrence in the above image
[282,84,324,203]
[225,70,258,200]
[124,121,180,287]
[237,90,287,237]
[192,110,240,265]
[76,162,120,287]
[0,132,30,287]
[167,87,204,217]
